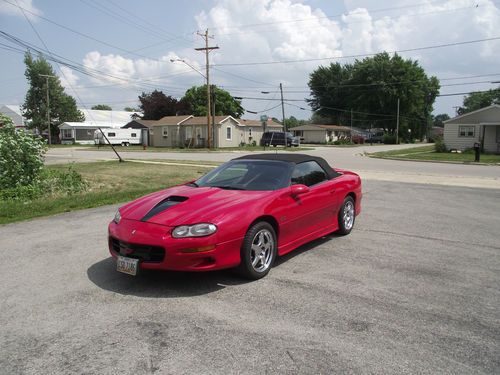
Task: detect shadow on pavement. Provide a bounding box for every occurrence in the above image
[87,257,251,298]
[274,233,340,267]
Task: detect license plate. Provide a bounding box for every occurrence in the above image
[116,255,139,276]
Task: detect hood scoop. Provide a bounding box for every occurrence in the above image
[141,196,188,222]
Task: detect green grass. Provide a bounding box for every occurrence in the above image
[91,145,313,152]
[369,145,500,164]
[0,161,212,225]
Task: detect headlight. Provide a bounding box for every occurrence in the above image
[113,210,121,224]
[172,223,217,238]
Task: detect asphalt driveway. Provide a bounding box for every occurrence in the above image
[1,180,499,374]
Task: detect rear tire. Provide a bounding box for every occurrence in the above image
[337,196,355,235]
[239,222,277,280]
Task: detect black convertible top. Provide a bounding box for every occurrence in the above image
[233,153,340,179]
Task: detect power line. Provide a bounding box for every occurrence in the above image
[0,0,185,61]
[213,36,500,67]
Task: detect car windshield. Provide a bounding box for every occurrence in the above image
[194,160,292,191]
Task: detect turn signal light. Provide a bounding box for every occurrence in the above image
[180,245,216,253]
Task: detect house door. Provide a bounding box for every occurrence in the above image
[496,126,500,153]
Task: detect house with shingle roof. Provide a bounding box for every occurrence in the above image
[291,124,351,143]
[123,115,283,148]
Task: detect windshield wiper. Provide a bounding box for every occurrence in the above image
[186,182,198,187]
[211,185,246,190]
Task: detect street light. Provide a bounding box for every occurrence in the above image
[39,74,57,145]
[170,58,206,79]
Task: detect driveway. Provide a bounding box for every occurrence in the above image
[1,180,499,374]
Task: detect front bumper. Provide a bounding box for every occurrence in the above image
[108,219,242,271]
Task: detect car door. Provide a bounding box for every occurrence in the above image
[277,161,338,249]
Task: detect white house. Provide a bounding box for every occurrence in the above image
[443,105,500,153]
[0,104,25,129]
[291,124,351,143]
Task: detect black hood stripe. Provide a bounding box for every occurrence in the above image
[141,196,188,222]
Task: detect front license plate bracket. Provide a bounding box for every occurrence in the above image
[116,255,139,276]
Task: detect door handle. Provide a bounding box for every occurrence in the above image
[330,189,336,194]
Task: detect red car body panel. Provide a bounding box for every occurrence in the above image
[108,164,362,272]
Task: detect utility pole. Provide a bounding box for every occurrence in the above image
[39,74,56,145]
[396,97,400,144]
[280,83,286,149]
[195,29,219,148]
[350,108,353,143]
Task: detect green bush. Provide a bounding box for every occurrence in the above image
[434,136,447,153]
[0,114,47,189]
[0,166,87,201]
[383,134,397,144]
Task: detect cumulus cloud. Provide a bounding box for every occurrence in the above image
[0,0,42,21]
[71,0,500,115]
[59,66,79,89]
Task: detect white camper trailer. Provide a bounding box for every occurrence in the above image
[94,128,142,146]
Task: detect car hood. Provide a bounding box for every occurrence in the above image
[119,184,272,226]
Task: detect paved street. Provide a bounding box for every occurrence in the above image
[45,145,500,189]
[1,180,499,374]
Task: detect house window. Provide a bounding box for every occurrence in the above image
[226,126,232,140]
[131,133,137,137]
[186,127,193,139]
[162,127,168,137]
[108,132,116,137]
[294,130,303,137]
[458,126,474,137]
[61,129,72,138]
[249,128,252,137]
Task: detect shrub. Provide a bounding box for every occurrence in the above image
[434,136,447,153]
[0,115,47,189]
[383,134,397,144]
[0,166,87,201]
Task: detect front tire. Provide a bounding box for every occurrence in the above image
[337,196,355,235]
[239,222,277,280]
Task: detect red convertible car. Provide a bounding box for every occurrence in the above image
[108,154,362,279]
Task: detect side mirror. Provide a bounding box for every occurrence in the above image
[291,184,309,196]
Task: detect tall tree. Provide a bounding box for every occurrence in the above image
[22,52,84,136]
[182,85,244,118]
[308,53,440,141]
[457,88,500,114]
[138,90,190,120]
[91,104,112,110]
[432,113,450,127]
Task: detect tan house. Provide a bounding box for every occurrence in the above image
[291,124,351,143]
[123,115,283,148]
[443,105,500,153]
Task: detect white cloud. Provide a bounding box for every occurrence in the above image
[64,0,500,116]
[0,0,42,21]
[59,66,79,89]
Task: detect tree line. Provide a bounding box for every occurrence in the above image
[19,51,500,140]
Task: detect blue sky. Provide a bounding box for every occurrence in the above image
[1,0,500,121]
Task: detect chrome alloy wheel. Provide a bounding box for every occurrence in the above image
[250,229,274,272]
[343,200,355,231]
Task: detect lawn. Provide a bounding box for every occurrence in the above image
[369,145,500,164]
[0,160,214,225]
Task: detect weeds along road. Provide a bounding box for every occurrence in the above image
[1,180,499,374]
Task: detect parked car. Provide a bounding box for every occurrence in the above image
[368,131,385,143]
[108,154,362,280]
[260,131,300,147]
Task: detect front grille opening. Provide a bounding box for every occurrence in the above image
[110,237,165,262]
[141,196,188,222]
